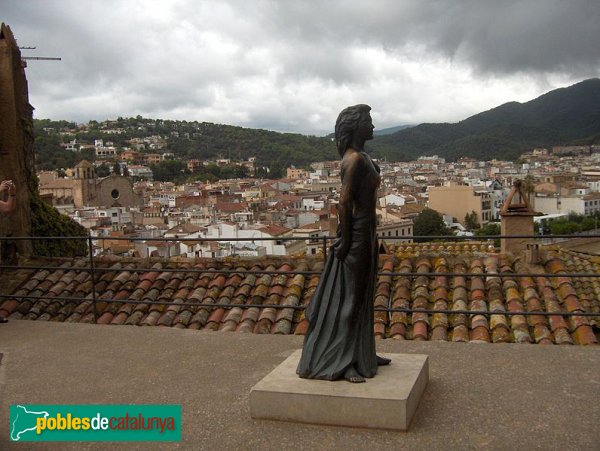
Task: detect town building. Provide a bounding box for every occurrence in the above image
[428,183,492,227]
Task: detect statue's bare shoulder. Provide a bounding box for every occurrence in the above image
[340,149,366,175]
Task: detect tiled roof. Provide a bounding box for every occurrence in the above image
[215,202,249,213]
[0,248,597,345]
[258,224,291,236]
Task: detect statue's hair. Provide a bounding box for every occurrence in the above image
[334,104,371,157]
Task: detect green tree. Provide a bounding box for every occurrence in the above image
[464,210,479,231]
[413,208,451,241]
[96,163,110,177]
[474,222,500,236]
[234,165,249,178]
[150,160,188,182]
[550,221,581,235]
[474,222,501,247]
[113,161,121,176]
[522,175,536,205]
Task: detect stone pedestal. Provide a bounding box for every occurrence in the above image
[250,350,428,431]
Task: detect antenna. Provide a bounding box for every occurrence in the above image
[22,57,62,61]
[19,46,61,62]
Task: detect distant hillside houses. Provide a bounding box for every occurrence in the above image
[31,109,600,258]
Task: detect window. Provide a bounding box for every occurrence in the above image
[111,189,120,199]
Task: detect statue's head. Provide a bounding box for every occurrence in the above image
[334,104,372,157]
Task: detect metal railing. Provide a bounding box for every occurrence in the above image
[1,234,599,324]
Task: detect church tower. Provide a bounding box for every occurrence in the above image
[73,160,97,206]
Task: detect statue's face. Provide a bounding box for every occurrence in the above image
[356,111,375,141]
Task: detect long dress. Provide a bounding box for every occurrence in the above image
[297,152,380,380]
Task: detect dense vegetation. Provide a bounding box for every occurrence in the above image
[25,172,88,257]
[542,212,600,235]
[29,192,88,256]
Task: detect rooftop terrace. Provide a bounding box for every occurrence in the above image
[0,320,598,449]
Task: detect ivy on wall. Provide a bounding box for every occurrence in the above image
[27,176,88,257]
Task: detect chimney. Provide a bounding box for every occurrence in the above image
[500,180,537,254]
[525,243,540,264]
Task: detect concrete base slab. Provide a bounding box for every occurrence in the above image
[250,350,428,431]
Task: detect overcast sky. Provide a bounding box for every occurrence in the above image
[3,0,599,135]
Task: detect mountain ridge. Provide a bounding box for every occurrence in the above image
[369,78,600,161]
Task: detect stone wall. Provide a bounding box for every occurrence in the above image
[0,23,34,255]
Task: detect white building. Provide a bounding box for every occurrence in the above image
[379,194,406,208]
[127,165,154,180]
[533,193,600,216]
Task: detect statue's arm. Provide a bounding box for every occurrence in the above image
[335,152,363,261]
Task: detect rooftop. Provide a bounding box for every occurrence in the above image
[0,244,598,345]
[0,320,598,448]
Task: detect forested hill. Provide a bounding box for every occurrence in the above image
[33,79,599,170]
[33,118,338,172]
[368,78,600,161]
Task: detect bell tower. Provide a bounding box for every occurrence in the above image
[73,160,97,207]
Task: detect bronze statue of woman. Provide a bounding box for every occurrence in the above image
[297,104,390,383]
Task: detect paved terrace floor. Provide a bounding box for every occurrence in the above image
[1,320,599,450]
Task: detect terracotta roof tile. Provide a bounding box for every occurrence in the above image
[430,326,447,341]
[2,248,598,345]
[205,308,226,330]
[236,307,258,332]
[491,325,511,343]
[389,322,406,339]
[412,321,428,340]
[572,325,598,345]
[533,324,553,344]
[451,324,469,342]
[470,326,491,343]
[553,327,574,345]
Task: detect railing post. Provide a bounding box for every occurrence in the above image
[88,235,98,324]
[322,236,327,260]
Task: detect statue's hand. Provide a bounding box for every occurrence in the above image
[335,241,350,261]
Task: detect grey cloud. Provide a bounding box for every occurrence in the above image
[254,0,600,76]
[3,0,598,135]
